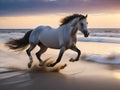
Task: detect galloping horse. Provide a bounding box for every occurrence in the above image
[6,14,89,68]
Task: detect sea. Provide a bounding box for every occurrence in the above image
[0,28,120,65]
[0,28,120,43]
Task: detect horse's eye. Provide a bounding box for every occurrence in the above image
[81,23,83,26]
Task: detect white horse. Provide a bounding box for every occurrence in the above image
[6,14,89,68]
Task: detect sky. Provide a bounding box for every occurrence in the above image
[0,0,120,28]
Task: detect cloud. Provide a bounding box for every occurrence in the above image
[0,0,120,16]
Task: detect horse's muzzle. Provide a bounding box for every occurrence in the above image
[83,31,89,37]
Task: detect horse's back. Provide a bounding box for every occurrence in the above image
[29,26,60,49]
[39,27,60,49]
[29,26,45,44]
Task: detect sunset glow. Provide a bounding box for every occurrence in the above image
[0,15,63,29]
[0,0,120,28]
[0,14,120,28]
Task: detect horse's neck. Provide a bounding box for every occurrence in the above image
[70,18,79,26]
[66,20,78,35]
[60,24,78,37]
[71,26,78,36]
[58,18,79,37]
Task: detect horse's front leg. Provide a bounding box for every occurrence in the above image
[69,45,81,62]
[47,47,66,67]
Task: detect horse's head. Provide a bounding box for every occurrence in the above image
[77,14,89,37]
[60,14,89,37]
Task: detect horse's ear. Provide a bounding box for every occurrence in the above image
[85,14,88,18]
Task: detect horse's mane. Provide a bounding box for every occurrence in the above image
[60,14,86,26]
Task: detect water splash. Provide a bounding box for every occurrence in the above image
[81,53,120,64]
[30,58,67,72]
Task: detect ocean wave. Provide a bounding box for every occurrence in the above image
[81,53,120,65]
[90,33,120,38]
[0,32,120,44]
[78,36,120,44]
[77,32,120,43]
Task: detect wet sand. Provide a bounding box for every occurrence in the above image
[0,42,120,90]
[1,61,120,90]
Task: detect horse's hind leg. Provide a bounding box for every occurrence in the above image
[36,43,47,66]
[26,43,36,68]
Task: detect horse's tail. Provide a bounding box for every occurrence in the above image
[5,30,32,51]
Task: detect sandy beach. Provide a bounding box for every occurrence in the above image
[0,35,120,90]
[0,0,120,90]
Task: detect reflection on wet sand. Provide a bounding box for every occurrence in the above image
[1,60,120,90]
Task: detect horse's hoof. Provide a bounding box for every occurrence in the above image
[60,64,67,69]
[69,58,75,62]
[28,63,32,68]
[39,63,44,67]
[47,63,55,67]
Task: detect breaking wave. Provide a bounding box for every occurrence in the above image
[81,53,120,64]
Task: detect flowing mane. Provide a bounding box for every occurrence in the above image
[60,14,86,26]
